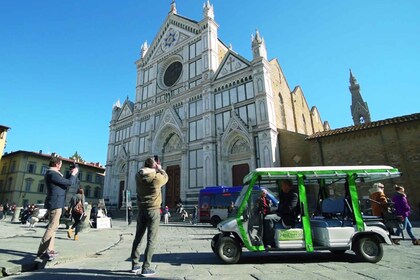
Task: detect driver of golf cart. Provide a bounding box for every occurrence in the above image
[263,179,300,247]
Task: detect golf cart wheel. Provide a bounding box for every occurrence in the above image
[354,236,383,263]
[216,236,242,264]
[211,233,222,253]
[210,216,222,227]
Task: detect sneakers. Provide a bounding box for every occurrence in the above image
[39,252,55,261]
[67,228,73,239]
[48,250,59,256]
[413,239,420,245]
[393,239,400,245]
[74,234,79,241]
[141,268,156,277]
[131,265,141,274]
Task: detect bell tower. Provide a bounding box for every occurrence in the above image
[349,69,371,125]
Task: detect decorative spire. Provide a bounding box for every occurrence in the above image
[141,41,148,58]
[113,99,121,109]
[252,29,263,45]
[251,29,267,60]
[349,68,357,86]
[203,0,214,19]
[170,0,177,14]
[349,70,371,125]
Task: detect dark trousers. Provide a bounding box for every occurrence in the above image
[71,212,82,235]
[130,208,161,269]
[263,214,281,246]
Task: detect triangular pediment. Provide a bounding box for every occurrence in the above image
[142,13,200,64]
[221,111,250,144]
[155,106,183,136]
[214,51,251,80]
[117,100,134,121]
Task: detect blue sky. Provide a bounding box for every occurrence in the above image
[1,0,419,165]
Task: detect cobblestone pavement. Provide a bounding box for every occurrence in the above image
[1,219,420,279]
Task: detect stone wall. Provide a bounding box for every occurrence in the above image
[307,117,420,218]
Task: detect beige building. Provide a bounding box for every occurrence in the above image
[0,150,105,207]
[0,125,10,161]
[104,2,328,209]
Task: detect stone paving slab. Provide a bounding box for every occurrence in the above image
[1,219,420,279]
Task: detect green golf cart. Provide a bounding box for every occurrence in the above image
[211,165,401,264]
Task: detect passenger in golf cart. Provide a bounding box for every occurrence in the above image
[262,179,300,247]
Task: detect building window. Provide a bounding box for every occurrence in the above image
[38,183,45,193]
[10,161,16,172]
[189,119,203,141]
[189,59,202,79]
[236,103,257,126]
[0,180,3,188]
[139,136,148,154]
[27,163,36,174]
[85,186,91,198]
[86,173,92,183]
[94,187,101,198]
[140,118,152,134]
[78,172,83,181]
[189,149,203,188]
[189,99,203,118]
[214,82,254,110]
[41,165,48,175]
[95,175,102,184]
[2,164,7,174]
[189,40,202,59]
[7,177,12,190]
[215,111,231,132]
[25,179,33,192]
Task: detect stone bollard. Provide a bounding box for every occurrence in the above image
[11,207,23,223]
[78,203,92,232]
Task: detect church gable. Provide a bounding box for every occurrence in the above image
[155,106,183,137]
[214,51,250,81]
[143,14,200,63]
[117,101,134,121]
[221,111,250,144]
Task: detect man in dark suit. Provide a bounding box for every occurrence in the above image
[263,179,299,247]
[36,156,78,261]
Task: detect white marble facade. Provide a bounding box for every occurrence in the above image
[103,2,324,208]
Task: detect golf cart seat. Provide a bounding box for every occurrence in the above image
[311,198,351,227]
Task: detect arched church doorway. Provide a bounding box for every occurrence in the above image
[165,165,180,209]
[232,163,249,186]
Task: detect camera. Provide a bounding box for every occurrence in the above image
[154,155,160,164]
[69,163,78,170]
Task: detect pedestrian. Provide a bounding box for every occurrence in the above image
[128,206,133,225]
[392,185,420,245]
[369,183,389,216]
[36,156,78,261]
[255,190,271,239]
[369,182,397,238]
[191,205,198,225]
[181,209,189,222]
[68,188,85,241]
[130,156,168,277]
[0,204,4,220]
[163,206,170,224]
[227,201,235,217]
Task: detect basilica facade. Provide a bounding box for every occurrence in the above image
[103,2,327,209]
